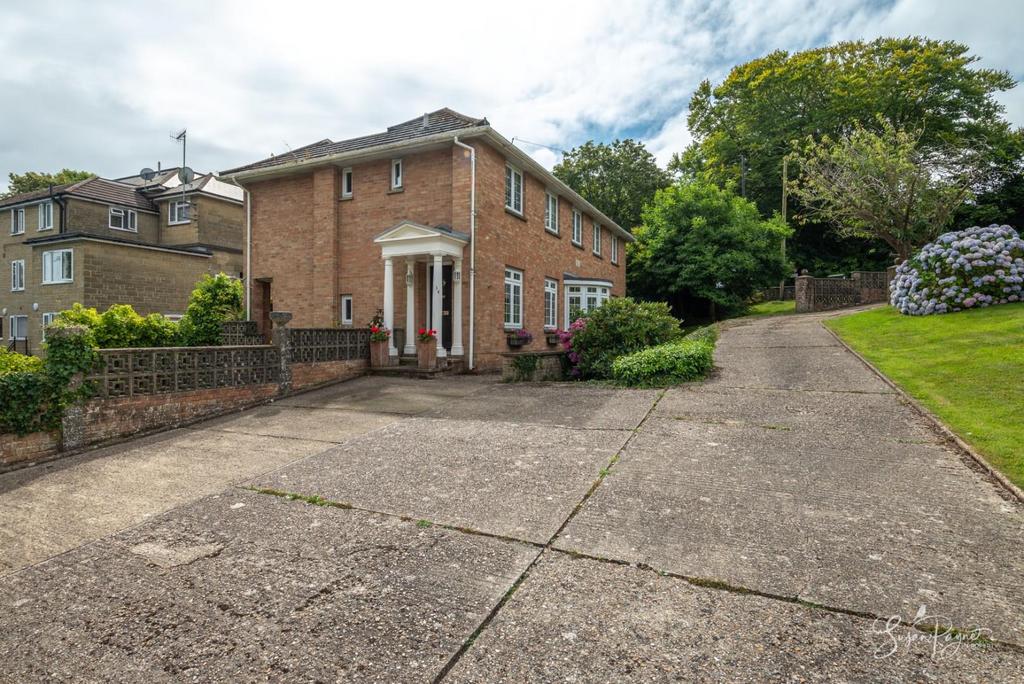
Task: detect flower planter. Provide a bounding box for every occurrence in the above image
[506,336,528,348]
[545,333,561,345]
[370,340,390,368]
[417,339,437,370]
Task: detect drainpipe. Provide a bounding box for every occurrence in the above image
[452,136,476,370]
[225,176,252,319]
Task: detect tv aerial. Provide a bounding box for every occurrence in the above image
[170,128,194,200]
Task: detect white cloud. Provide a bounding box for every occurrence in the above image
[0,0,1020,190]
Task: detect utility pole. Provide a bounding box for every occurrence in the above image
[779,157,788,299]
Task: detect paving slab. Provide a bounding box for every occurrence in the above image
[0,428,331,575]
[198,403,400,443]
[0,489,538,682]
[709,343,895,393]
[427,382,660,429]
[277,374,493,415]
[447,552,1023,683]
[250,416,630,544]
[718,316,841,349]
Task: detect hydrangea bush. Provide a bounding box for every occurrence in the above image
[890,225,1024,315]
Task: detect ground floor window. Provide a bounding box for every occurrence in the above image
[544,278,558,330]
[565,281,610,327]
[41,312,58,339]
[504,268,523,329]
[8,315,27,340]
[340,294,353,325]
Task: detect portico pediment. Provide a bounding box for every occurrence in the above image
[374,221,468,259]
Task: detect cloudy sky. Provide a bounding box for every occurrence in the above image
[0,0,1020,191]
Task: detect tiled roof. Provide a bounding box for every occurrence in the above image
[0,182,81,209]
[70,177,158,211]
[222,108,489,175]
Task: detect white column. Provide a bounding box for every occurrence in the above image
[404,261,416,355]
[432,254,446,358]
[451,257,464,356]
[383,257,397,357]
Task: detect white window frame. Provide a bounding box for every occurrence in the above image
[109,207,138,232]
[42,249,73,284]
[564,280,610,327]
[391,159,403,190]
[544,192,559,234]
[342,168,353,198]
[9,315,27,341]
[169,200,191,225]
[11,208,25,235]
[571,209,582,246]
[41,312,58,339]
[505,164,523,215]
[504,267,524,329]
[544,278,558,330]
[38,201,53,231]
[340,294,353,325]
[11,259,25,292]
[592,223,602,256]
[611,235,619,265]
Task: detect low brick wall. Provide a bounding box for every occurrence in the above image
[291,359,366,391]
[501,351,565,382]
[1,431,61,470]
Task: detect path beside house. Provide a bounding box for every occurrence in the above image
[2,312,1023,681]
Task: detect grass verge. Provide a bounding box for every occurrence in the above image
[825,304,1024,489]
[740,300,795,318]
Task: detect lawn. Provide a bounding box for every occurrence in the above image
[826,304,1024,489]
[741,300,795,317]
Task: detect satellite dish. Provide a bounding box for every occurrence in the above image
[139,167,156,181]
[178,167,195,184]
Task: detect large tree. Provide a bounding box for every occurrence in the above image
[3,169,94,198]
[628,179,791,321]
[676,37,1019,273]
[553,139,670,231]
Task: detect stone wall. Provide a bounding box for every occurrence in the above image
[795,271,891,313]
[501,351,565,382]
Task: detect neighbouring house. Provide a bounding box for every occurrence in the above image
[1,168,244,355]
[222,108,631,371]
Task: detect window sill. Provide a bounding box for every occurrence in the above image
[42,280,73,286]
[505,207,527,222]
[167,220,191,226]
[544,228,561,237]
[109,226,140,233]
[592,252,603,259]
[340,195,353,201]
[37,227,53,232]
[571,241,584,250]
[387,187,404,195]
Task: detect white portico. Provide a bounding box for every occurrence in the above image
[373,221,469,360]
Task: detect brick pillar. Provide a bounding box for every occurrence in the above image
[795,274,814,313]
[60,373,86,451]
[271,311,293,394]
[312,168,339,327]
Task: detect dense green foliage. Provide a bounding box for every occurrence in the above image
[0,350,43,375]
[827,304,1024,488]
[57,303,179,348]
[563,298,682,379]
[553,139,671,230]
[2,168,94,198]
[178,274,244,346]
[677,37,1020,274]
[629,180,791,320]
[611,325,717,387]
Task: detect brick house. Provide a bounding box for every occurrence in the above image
[223,109,631,371]
[1,169,244,354]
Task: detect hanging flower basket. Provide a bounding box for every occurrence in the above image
[545,331,561,345]
[506,329,533,347]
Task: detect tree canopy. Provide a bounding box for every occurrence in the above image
[553,139,670,231]
[675,36,1019,273]
[628,179,791,320]
[3,169,94,198]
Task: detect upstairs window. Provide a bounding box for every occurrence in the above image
[38,201,53,230]
[342,168,353,198]
[42,249,73,284]
[109,207,138,231]
[505,165,523,215]
[593,223,602,256]
[611,235,619,264]
[571,209,582,246]
[391,159,403,190]
[504,267,523,329]
[544,192,558,234]
[169,200,191,224]
[11,259,25,291]
[11,208,24,235]
[544,278,558,330]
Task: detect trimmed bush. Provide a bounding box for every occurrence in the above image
[178,273,244,346]
[562,298,682,379]
[611,336,715,388]
[0,349,44,375]
[55,303,178,348]
[891,224,1024,315]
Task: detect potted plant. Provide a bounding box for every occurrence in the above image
[416,327,437,370]
[506,329,533,348]
[545,329,561,345]
[369,323,391,367]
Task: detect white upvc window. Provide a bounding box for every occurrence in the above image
[505,165,523,214]
[564,281,610,327]
[38,201,53,231]
[391,159,403,190]
[544,192,559,234]
[544,278,558,330]
[109,206,138,231]
[342,168,353,198]
[504,267,523,329]
[11,259,25,291]
[571,209,582,246]
[169,200,190,225]
[42,249,73,284]
[9,315,28,340]
[592,223,602,256]
[340,294,353,325]
[41,312,58,339]
[11,208,25,235]
[611,235,619,265]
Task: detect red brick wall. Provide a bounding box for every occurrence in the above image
[0,430,60,470]
[290,359,366,391]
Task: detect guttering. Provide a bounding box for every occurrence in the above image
[224,176,253,318]
[452,136,477,370]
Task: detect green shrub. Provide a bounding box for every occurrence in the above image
[57,303,102,329]
[0,349,44,375]
[55,303,178,348]
[94,304,146,348]
[683,324,719,345]
[565,298,682,379]
[140,313,179,347]
[178,273,244,346]
[611,338,715,388]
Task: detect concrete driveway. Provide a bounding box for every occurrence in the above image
[2,312,1023,681]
